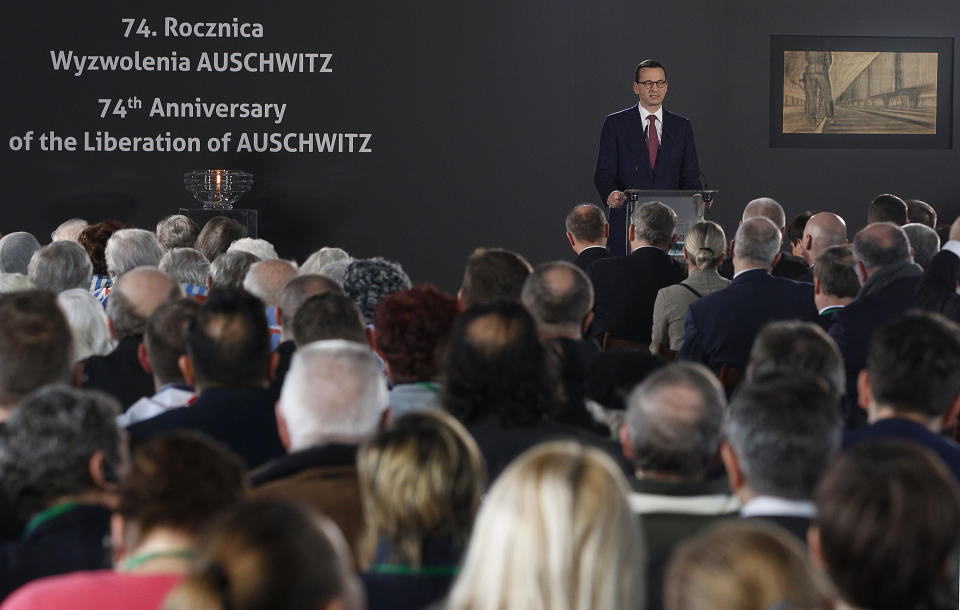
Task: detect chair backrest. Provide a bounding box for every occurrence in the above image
[654,343,678,362]
[602,332,649,352]
[717,363,743,394]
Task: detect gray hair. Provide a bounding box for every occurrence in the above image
[521,261,594,329]
[684,221,727,270]
[210,250,259,290]
[631,201,677,249]
[0,385,121,518]
[279,340,388,449]
[0,274,32,293]
[106,269,182,340]
[565,204,607,243]
[626,363,726,479]
[318,258,353,287]
[243,259,299,307]
[746,321,845,396]
[27,241,93,293]
[734,217,781,267]
[50,218,88,242]
[343,258,412,323]
[160,248,210,286]
[902,223,941,269]
[105,229,163,278]
[725,376,841,499]
[57,288,115,361]
[0,232,41,275]
[743,197,786,229]
[852,222,911,270]
[301,247,350,275]
[278,274,344,331]
[155,214,200,251]
[228,237,279,261]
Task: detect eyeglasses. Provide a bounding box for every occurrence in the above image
[637,80,667,89]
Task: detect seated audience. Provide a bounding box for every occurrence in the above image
[357,411,485,609]
[906,197,937,227]
[373,285,459,416]
[811,442,960,610]
[77,220,125,294]
[227,237,278,260]
[0,233,40,276]
[292,293,368,346]
[787,210,817,257]
[163,500,363,610]
[457,247,531,309]
[193,216,246,263]
[664,520,829,610]
[564,203,610,271]
[445,442,643,610]
[159,248,211,299]
[917,214,960,322]
[50,218,88,243]
[810,244,859,332]
[1,433,247,610]
[318,256,354,287]
[798,211,847,270]
[0,275,31,294]
[27,241,92,293]
[243,259,298,349]
[300,246,349,275]
[651,220,729,352]
[903,222,940,269]
[745,321,845,400]
[0,386,122,597]
[155,215,200,251]
[718,198,810,280]
[208,250,258,291]
[105,229,163,278]
[127,290,285,470]
[867,193,909,225]
[56,288,115,362]
[344,257,412,323]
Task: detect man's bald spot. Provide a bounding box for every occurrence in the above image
[114,266,180,319]
[641,384,707,433]
[244,259,298,306]
[464,312,522,357]
[802,212,847,264]
[743,197,786,229]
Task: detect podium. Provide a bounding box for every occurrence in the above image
[180,208,258,239]
[609,190,717,257]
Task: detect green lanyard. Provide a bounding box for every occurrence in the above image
[415,381,439,394]
[122,549,195,571]
[23,501,80,537]
[371,563,459,576]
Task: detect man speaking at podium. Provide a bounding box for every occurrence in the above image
[594,59,702,255]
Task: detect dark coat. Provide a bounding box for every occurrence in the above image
[79,336,154,411]
[572,246,610,273]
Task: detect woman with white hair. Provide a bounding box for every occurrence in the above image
[57,288,115,361]
[444,442,643,610]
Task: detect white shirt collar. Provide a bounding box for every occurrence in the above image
[740,496,817,519]
[732,267,767,280]
[638,104,664,124]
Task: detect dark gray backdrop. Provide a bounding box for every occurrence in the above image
[2,0,957,292]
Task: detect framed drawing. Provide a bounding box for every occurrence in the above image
[770,36,953,148]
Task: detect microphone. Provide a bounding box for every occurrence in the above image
[699,170,713,204]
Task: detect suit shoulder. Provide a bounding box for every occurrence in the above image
[605,106,639,122]
[663,109,693,125]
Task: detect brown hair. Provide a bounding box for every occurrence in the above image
[78,220,126,275]
[373,285,459,383]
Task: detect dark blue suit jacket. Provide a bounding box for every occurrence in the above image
[844,417,960,484]
[679,269,817,372]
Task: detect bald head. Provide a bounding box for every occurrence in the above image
[107,267,181,339]
[853,222,911,276]
[243,260,298,307]
[800,212,847,265]
[278,273,344,335]
[521,261,593,339]
[743,197,786,231]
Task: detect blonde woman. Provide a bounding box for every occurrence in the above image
[445,441,642,610]
[650,221,729,352]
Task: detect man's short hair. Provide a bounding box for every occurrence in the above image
[27,241,92,293]
[228,238,279,261]
[194,216,247,263]
[733,216,781,266]
[815,442,960,610]
[278,274,344,332]
[521,261,594,327]
[155,215,200,251]
[0,232,41,275]
[0,291,73,406]
[565,204,607,244]
[725,375,841,499]
[210,250,259,290]
[746,321,845,397]
[105,229,163,278]
[906,199,937,228]
[159,248,210,286]
[813,245,860,299]
[106,269,182,340]
[867,194,908,225]
[0,386,121,518]
[635,59,667,82]
[51,218,88,242]
[188,289,271,389]
[292,293,367,346]
[626,362,726,479]
[788,211,817,247]
[144,298,203,384]
[631,201,677,249]
[866,312,960,418]
[343,258,412,323]
[902,223,940,269]
[242,259,298,307]
[279,340,388,450]
[742,197,786,229]
[459,248,532,309]
[853,223,911,269]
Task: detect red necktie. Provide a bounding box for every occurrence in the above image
[647,115,659,170]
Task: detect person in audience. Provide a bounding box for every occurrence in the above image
[344,257,412,323]
[721,375,842,541]
[565,203,610,271]
[357,411,486,609]
[0,275,32,293]
[745,321,845,400]
[810,244,859,332]
[680,217,817,375]
[374,285,459,416]
[243,260,298,349]
[457,247,531,309]
[57,288,115,362]
[292,293,368,346]
[159,248,211,299]
[208,250,258,291]
[126,289,284,470]
[787,210,817,257]
[155,215,200,251]
[589,200,685,346]
[0,386,122,598]
[105,229,163,279]
[719,198,810,280]
[50,218,88,243]
[903,222,940,269]
[798,212,847,269]
[917,214,960,321]
[79,268,181,408]
[445,442,643,610]
[228,237,279,260]
[163,500,363,610]
[664,520,829,610]
[1,433,247,610]
[0,233,40,276]
[811,442,960,610]
[118,298,202,427]
[650,220,729,352]
[193,216,246,263]
[250,340,387,556]
[300,246,350,276]
[867,193,909,225]
[318,257,354,287]
[622,362,738,610]
[906,198,937,228]
[829,222,922,418]
[845,312,960,481]
[78,220,126,294]
[27,241,92,293]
